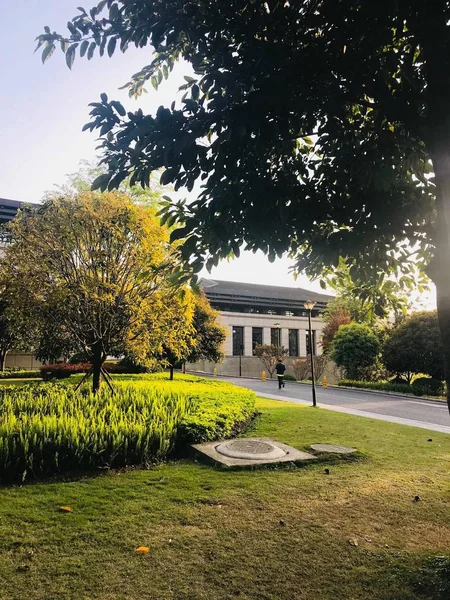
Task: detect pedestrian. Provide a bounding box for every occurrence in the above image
[275,358,286,389]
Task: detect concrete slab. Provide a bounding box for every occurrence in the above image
[310,443,357,455]
[192,437,317,468]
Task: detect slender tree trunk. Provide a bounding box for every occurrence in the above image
[169,365,174,380]
[417,0,450,413]
[91,343,103,394]
[0,349,7,372]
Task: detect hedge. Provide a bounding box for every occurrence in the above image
[0,375,256,482]
[0,370,41,379]
[338,379,444,397]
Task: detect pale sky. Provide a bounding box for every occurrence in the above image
[0,0,436,307]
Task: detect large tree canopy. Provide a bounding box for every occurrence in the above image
[3,192,189,392]
[37,0,450,408]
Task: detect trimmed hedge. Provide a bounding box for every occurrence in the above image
[40,361,152,380]
[0,370,41,379]
[0,374,256,482]
[339,379,444,397]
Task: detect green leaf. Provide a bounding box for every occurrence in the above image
[41,43,55,64]
[109,3,120,20]
[107,37,116,58]
[80,40,89,57]
[65,43,78,70]
[87,42,96,60]
[151,76,158,90]
[91,173,111,191]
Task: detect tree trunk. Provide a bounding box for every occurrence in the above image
[428,147,450,413]
[0,349,7,372]
[91,343,103,394]
[169,365,174,380]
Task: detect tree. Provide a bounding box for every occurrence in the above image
[321,304,352,353]
[292,358,310,382]
[3,192,190,392]
[159,289,196,380]
[254,344,288,379]
[332,324,381,381]
[37,2,450,410]
[382,311,445,382]
[186,292,226,364]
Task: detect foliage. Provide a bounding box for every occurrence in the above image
[338,378,445,398]
[186,292,226,364]
[291,356,328,382]
[283,373,297,382]
[40,363,92,380]
[338,380,415,395]
[332,324,381,380]
[382,311,445,381]
[411,377,444,397]
[312,355,328,383]
[253,344,288,378]
[0,374,255,482]
[37,0,450,407]
[0,370,41,380]
[291,358,310,382]
[3,192,191,392]
[321,303,352,353]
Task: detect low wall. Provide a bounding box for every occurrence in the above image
[187,356,339,384]
[5,353,43,371]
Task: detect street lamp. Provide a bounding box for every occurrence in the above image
[273,322,281,354]
[303,301,317,407]
[232,329,243,377]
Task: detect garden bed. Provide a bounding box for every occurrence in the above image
[0,374,256,482]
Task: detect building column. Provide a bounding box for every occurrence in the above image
[263,327,271,346]
[299,329,307,357]
[281,328,289,352]
[244,326,253,357]
[225,325,233,356]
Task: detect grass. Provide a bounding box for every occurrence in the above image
[0,378,41,387]
[1,396,450,599]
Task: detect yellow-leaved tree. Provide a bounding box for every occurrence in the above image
[2,192,193,392]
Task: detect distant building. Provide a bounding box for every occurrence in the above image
[187,278,333,378]
[0,198,23,251]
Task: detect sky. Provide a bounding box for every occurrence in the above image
[0,0,436,306]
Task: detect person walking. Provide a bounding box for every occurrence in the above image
[275,359,286,389]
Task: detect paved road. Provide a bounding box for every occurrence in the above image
[220,376,450,433]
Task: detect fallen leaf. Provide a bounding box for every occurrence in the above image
[348,538,358,547]
[135,546,149,554]
[58,506,73,513]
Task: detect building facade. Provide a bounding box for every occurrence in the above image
[187,279,333,378]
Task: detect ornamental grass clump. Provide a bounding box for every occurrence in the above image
[0,382,190,482]
[0,376,256,482]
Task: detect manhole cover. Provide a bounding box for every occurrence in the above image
[310,443,356,455]
[215,439,286,460]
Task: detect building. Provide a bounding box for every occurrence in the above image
[187,278,333,378]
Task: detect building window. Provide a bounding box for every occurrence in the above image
[271,327,281,347]
[232,326,244,356]
[252,327,263,354]
[306,330,316,356]
[288,329,299,357]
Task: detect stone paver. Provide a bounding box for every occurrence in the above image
[310,443,357,455]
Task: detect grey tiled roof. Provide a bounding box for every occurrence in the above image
[199,278,333,307]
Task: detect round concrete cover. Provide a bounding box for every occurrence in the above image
[216,439,286,460]
[310,443,356,454]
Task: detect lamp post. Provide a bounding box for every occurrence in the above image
[232,329,243,377]
[273,322,281,355]
[303,301,317,407]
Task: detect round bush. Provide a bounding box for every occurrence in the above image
[283,373,297,381]
[411,377,444,396]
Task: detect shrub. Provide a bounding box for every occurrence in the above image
[339,380,413,394]
[0,370,41,379]
[40,363,91,380]
[0,375,256,482]
[292,358,310,381]
[283,373,297,381]
[332,324,380,380]
[411,377,444,396]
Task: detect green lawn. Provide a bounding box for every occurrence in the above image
[1,397,450,600]
[0,378,41,387]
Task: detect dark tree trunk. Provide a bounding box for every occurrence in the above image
[91,343,103,394]
[0,349,7,372]
[169,365,174,380]
[182,361,186,374]
[427,147,450,414]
